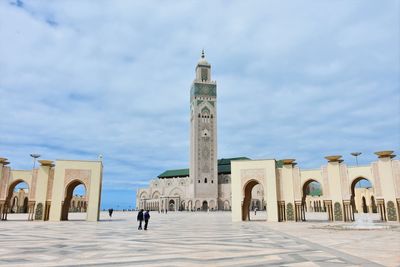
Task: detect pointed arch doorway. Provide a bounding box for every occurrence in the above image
[61,180,87,221]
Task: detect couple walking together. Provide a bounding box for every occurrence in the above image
[137,209,150,230]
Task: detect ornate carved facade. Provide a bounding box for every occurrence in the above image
[0,158,102,222]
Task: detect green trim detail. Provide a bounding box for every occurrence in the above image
[286,203,294,221]
[334,202,343,221]
[190,83,217,98]
[387,201,397,221]
[35,203,43,220]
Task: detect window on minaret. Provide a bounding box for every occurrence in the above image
[201,68,208,81]
[204,178,208,183]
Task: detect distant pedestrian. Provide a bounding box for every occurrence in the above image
[108,208,114,218]
[254,207,257,215]
[137,209,144,230]
[144,210,150,230]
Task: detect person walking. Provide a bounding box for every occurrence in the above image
[144,210,150,230]
[108,208,114,219]
[137,209,144,230]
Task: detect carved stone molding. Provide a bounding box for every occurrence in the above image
[340,164,350,199]
[0,167,10,199]
[64,169,91,195]
[325,155,343,162]
[372,163,382,197]
[240,168,265,188]
[293,167,301,200]
[322,166,330,198]
[392,161,400,198]
[29,169,38,199]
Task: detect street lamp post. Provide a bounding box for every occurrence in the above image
[30,153,41,169]
[350,152,362,166]
[29,154,40,221]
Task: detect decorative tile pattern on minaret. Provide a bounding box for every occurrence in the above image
[189,50,218,201]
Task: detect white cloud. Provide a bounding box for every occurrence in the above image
[0,0,398,208]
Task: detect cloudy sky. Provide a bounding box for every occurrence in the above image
[1,0,399,209]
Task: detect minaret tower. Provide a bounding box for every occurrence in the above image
[189,50,218,208]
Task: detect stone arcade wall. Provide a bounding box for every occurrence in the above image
[231,151,400,223]
[137,173,265,212]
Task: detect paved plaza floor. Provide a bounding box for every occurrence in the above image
[0,211,399,266]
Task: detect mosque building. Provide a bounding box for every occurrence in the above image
[136,51,264,211]
[136,52,399,223]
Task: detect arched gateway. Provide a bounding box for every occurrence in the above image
[0,158,103,222]
[231,152,400,223]
[231,159,278,222]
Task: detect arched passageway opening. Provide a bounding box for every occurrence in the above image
[301,180,327,221]
[223,200,230,211]
[351,178,375,214]
[350,177,379,221]
[202,201,208,211]
[168,199,175,211]
[68,184,87,213]
[3,180,32,221]
[11,196,18,213]
[242,180,265,221]
[61,181,87,221]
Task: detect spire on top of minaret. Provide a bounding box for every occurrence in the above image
[198,49,209,66]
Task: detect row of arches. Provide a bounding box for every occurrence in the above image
[242,176,379,222]
[139,198,232,212]
[301,177,377,218]
[1,179,88,221]
[10,195,29,213]
[70,199,87,212]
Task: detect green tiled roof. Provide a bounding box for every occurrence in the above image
[158,157,250,178]
[158,157,283,178]
[217,157,250,174]
[218,157,249,165]
[158,168,189,178]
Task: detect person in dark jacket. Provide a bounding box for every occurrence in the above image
[108,208,113,218]
[137,209,144,230]
[144,210,150,230]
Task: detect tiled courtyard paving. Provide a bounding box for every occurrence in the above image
[0,212,399,266]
